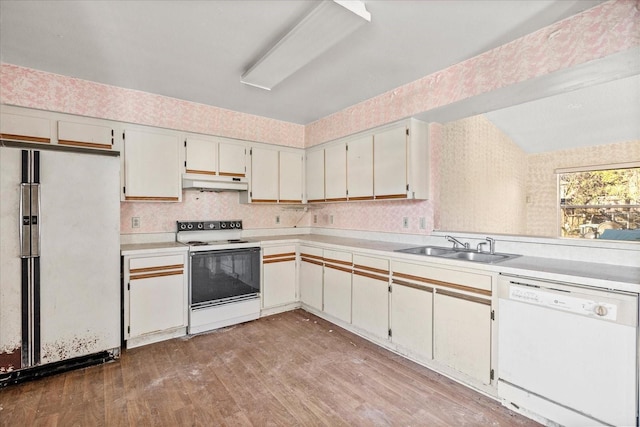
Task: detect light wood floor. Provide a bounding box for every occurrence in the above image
[0,310,539,426]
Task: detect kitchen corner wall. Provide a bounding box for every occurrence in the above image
[1,0,637,237]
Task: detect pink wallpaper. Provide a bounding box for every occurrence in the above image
[2,0,638,236]
[305,0,640,146]
[0,64,304,148]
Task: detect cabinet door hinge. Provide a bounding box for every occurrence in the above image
[111,129,114,145]
[127,282,130,290]
[184,161,187,167]
[346,144,349,151]
[388,329,392,337]
[491,310,495,321]
[406,184,409,191]
[250,191,252,197]
[490,369,495,381]
[123,186,126,194]
[250,148,252,156]
[406,128,410,136]
[184,139,187,147]
[388,285,392,293]
[127,326,130,334]
[122,131,126,140]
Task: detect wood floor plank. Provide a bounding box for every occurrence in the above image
[0,310,540,426]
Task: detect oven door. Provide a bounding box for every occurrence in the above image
[190,247,261,308]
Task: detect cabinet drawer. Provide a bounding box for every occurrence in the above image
[323,249,352,264]
[129,254,185,276]
[392,261,491,294]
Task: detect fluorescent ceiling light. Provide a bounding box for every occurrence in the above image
[241,0,371,91]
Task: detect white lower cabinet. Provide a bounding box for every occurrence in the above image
[299,246,324,311]
[262,245,297,309]
[390,280,434,360]
[124,252,188,348]
[434,290,492,384]
[322,249,352,323]
[351,254,389,339]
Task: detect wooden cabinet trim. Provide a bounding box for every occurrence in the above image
[186,169,216,175]
[307,199,326,203]
[278,199,303,204]
[325,264,353,274]
[324,258,352,267]
[375,194,407,200]
[130,264,184,274]
[353,270,388,282]
[301,257,323,266]
[219,172,246,178]
[251,199,278,203]
[436,289,491,306]
[58,139,111,149]
[392,279,433,293]
[353,264,388,275]
[125,196,180,202]
[348,196,375,201]
[263,257,296,264]
[1,134,50,144]
[300,253,323,261]
[393,272,491,297]
[263,252,296,260]
[325,197,348,202]
[130,270,184,280]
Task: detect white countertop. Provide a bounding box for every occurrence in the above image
[121,233,640,292]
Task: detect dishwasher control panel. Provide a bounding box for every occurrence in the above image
[509,286,618,320]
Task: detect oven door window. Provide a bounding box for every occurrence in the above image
[191,248,260,307]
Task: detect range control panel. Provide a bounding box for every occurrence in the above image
[177,220,243,231]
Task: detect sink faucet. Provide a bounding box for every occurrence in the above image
[485,237,495,254]
[445,235,469,249]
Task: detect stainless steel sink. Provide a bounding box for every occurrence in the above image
[396,246,457,256]
[395,246,520,264]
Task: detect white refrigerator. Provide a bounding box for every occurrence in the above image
[0,144,120,380]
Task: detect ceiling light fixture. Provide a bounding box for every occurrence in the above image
[241,0,371,91]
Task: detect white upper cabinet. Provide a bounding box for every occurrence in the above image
[218,141,246,178]
[374,126,407,198]
[123,127,182,202]
[58,121,114,150]
[0,111,52,144]
[243,145,304,204]
[324,142,347,201]
[249,146,279,202]
[185,136,217,175]
[306,148,325,202]
[279,150,303,203]
[346,135,374,200]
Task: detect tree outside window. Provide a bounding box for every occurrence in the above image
[559,167,640,239]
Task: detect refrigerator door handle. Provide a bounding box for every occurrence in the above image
[31,183,40,257]
[20,183,31,258]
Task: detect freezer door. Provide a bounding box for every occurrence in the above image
[38,149,120,364]
[0,147,25,370]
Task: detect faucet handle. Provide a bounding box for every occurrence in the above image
[476,241,487,253]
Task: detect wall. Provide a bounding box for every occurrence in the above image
[526,139,640,237]
[1,0,638,236]
[436,115,527,234]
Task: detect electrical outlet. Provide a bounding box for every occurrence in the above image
[313,214,318,224]
[402,217,409,228]
[132,217,140,228]
[330,214,334,225]
[419,217,426,230]
[275,215,280,224]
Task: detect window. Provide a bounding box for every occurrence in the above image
[559,165,640,240]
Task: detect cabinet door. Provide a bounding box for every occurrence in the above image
[324,142,347,201]
[219,140,246,177]
[390,281,433,360]
[57,121,113,150]
[185,137,217,175]
[347,135,374,200]
[323,250,352,323]
[262,246,297,308]
[306,149,325,202]
[250,147,279,202]
[128,254,186,338]
[434,291,491,384]
[374,126,407,198]
[299,246,323,310]
[351,255,389,339]
[123,128,182,201]
[0,112,51,143]
[279,150,303,203]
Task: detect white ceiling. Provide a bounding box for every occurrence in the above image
[0,0,604,126]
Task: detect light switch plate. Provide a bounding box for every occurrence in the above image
[132,217,140,228]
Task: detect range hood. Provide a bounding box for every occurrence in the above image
[182,173,248,192]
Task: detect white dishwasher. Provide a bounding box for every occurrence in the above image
[497,274,638,427]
